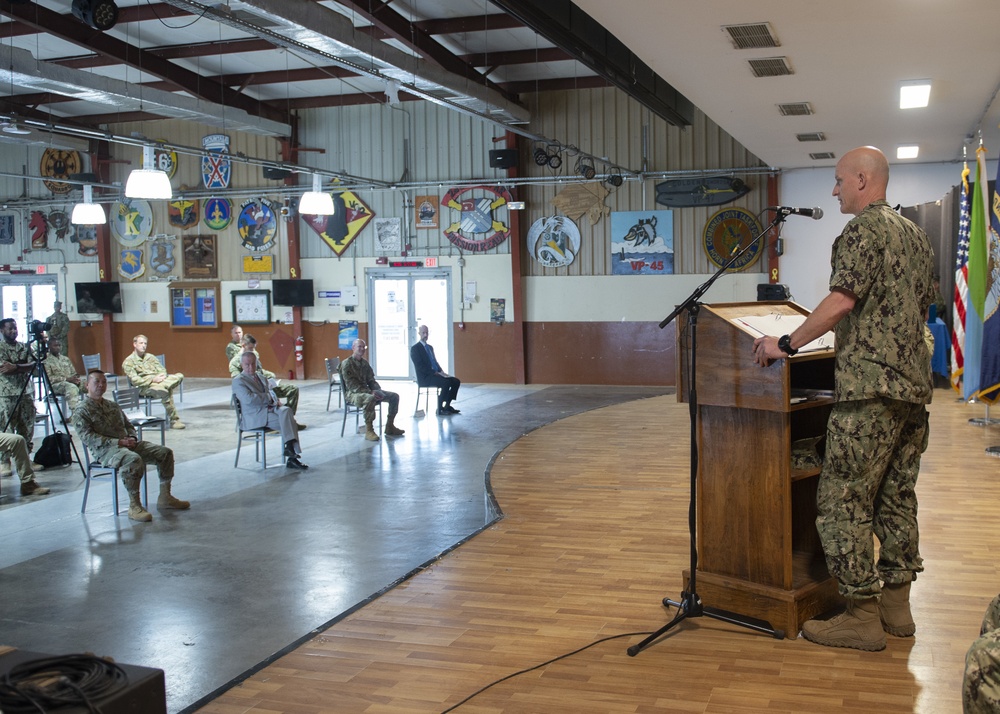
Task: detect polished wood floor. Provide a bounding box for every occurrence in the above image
[197,392,1000,714]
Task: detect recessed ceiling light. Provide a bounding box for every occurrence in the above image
[897,145,919,160]
[899,81,931,109]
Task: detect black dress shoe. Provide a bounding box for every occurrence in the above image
[436,407,448,416]
[445,406,461,414]
[286,457,309,470]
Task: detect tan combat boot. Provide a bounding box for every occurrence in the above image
[127,488,152,522]
[801,597,886,651]
[365,420,380,441]
[879,582,915,637]
[157,481,191,510]
[384,416,405,437]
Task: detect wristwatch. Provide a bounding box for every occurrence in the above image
[777,334,798,356]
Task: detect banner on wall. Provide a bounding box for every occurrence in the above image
[610,210,674,275]
[303,190,374,257]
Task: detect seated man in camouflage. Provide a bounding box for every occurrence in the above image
[122,334,185,429]
[965,593,1000,713]
[0,432,49,497]
[341,338,404,442]
[227,334,305,429]
[43,336,82,413]
[73,369,190,522]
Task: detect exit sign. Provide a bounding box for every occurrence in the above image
[425,257,438,268]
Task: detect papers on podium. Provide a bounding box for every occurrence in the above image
[731,313,835,353]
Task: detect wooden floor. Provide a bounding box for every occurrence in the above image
[197,392,1000,714]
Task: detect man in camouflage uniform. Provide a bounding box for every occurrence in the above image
[225,324,243,363]
[73,369,189,522]
[0,432,49,497]
[0,318,40,478]
[227,334,304,428]
[753,146,933,651]
[341,338,404,442]
[121,334,185,429]
[46,301,70,358]
[43,336,82,413]
[965,594,1000,713]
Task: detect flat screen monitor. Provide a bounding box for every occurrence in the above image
[271,279,314,307]
[74,281,123,314]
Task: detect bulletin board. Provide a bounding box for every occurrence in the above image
[169,281,220,328]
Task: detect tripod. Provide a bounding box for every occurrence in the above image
[627,211,789,656]
[0,324,86,493]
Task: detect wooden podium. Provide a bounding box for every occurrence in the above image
[676,301,843,638]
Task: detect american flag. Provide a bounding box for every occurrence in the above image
[950,164,970,393]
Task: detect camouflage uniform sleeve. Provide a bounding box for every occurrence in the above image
[341,358,369,396]
[73,399,133,455]
[830,218,880,301]
[228,353,242,377]
[225,342,240,362]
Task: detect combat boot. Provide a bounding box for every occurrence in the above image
[879,582,915,637]
[127,488,152,522]
[384,416,405,437]
[365,420,380,441]
[157,481,190,510]
[801,597,886,651]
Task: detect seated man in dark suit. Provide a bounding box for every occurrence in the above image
[410,324,461,415]
[232,352,307,470]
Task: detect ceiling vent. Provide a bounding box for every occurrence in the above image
[810,152,836,160]
[796,132,826,142]
[722,22,780,50]
[778,102,813,116]
[748,57,793,77]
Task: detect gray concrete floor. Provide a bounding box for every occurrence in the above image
[0,379,669,713]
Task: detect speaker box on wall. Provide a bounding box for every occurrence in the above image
[263,166,292,180]
[489,149,518,169]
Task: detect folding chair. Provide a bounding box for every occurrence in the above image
[81,353,118,391]
[339,367,381,437]
[325,357,342,411]
[414,383,441,418]
[81,443,147,516]
[232,396,280,469]
[113,387,167,445]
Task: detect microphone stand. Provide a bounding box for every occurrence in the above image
[627,210,788,656]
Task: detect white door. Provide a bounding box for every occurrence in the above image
[368,268,452,379]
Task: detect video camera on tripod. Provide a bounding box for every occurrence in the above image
[26,319,52,357]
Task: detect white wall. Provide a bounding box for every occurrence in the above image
[777,160,997,309]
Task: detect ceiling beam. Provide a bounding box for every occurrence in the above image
[332,0,517,102]
[461,47,570,67]
[55,38,278,70]
[0,1,289,126]
[489,0,693,126]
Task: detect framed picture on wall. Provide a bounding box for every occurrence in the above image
[232,289,271,325]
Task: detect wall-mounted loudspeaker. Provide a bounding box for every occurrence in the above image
[488,149,518,169]
[263,167,292,180]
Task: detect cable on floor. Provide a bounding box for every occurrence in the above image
[0,653,130,713]
[440,631,653,713]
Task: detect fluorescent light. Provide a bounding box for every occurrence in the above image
[125,145,172,199]
[897,145,919,160]
[71,185,107,224]
[299,173,334,215]
[899,81,931,109]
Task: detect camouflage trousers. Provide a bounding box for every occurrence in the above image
[0,395,37,451]
[347,390,399,424]
[139,373,183,423]
[103,440,174,491]
[50,381,81,412]
[965,595,1000,713]
[816,397,928,599]
[273,383,299,414]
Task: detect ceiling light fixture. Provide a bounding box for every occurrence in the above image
[897,145,920,160]
[899,80,931,109]
[299,173,334,215]
[125,145,173,199]
[71,0,119,31]
[71,184,107,225]
[2,121,31,135]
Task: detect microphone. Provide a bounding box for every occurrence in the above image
[768,206,823,220]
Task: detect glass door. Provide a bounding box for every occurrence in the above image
[367,268,453,379]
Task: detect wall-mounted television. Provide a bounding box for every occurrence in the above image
[271,279,314,307]
[74,281,123,314]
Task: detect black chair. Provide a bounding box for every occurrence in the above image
[232,396,280,469]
